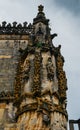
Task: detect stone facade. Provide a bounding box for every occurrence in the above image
[0,5,68,130]
[0,39,28,93]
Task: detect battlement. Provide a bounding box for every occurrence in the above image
[0,21,33,35]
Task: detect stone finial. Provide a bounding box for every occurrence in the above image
[23,22,28,27]
[12,21,17,27]
[38,5,44,12]
[2,21,7,27]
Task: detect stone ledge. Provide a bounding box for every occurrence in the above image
[0,55,11,59]
[0,35,29,40]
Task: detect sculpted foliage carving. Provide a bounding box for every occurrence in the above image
[32,52,42,97]
[22,59,30,82]
[46,57,55,81]
[56,53,67,102]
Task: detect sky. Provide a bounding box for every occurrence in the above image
[0,0,80,123]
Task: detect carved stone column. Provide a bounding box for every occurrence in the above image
[13,5,68,130]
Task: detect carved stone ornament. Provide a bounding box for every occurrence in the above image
[32,51,42,97]
[0,21,33,35]
[43,114,50,125]
[22,59,30,82]
[56,53,67,102]
[46,57,55,81]
[0,91,14,101]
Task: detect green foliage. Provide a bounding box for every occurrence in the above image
[36,42,43,48]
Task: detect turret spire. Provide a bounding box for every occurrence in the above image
[33,5,49,25]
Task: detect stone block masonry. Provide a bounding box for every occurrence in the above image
[0,38,28,98]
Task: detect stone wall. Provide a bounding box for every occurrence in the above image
[0,35,28,98]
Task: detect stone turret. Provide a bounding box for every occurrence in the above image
[0,5,68,130]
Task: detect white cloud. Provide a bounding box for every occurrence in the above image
[53,8,80,120]
[49,4,80,119]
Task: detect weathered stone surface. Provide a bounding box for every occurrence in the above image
[0,40,28,96]
[0,5,68,130]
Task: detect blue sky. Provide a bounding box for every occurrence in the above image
[0,0,80,121]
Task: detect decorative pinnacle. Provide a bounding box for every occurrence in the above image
[38,5,44,12]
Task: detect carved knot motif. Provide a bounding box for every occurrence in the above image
[32,52,42,97]
[46,57,55,81]
[22,59,30,82]
[56,54,67,102]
